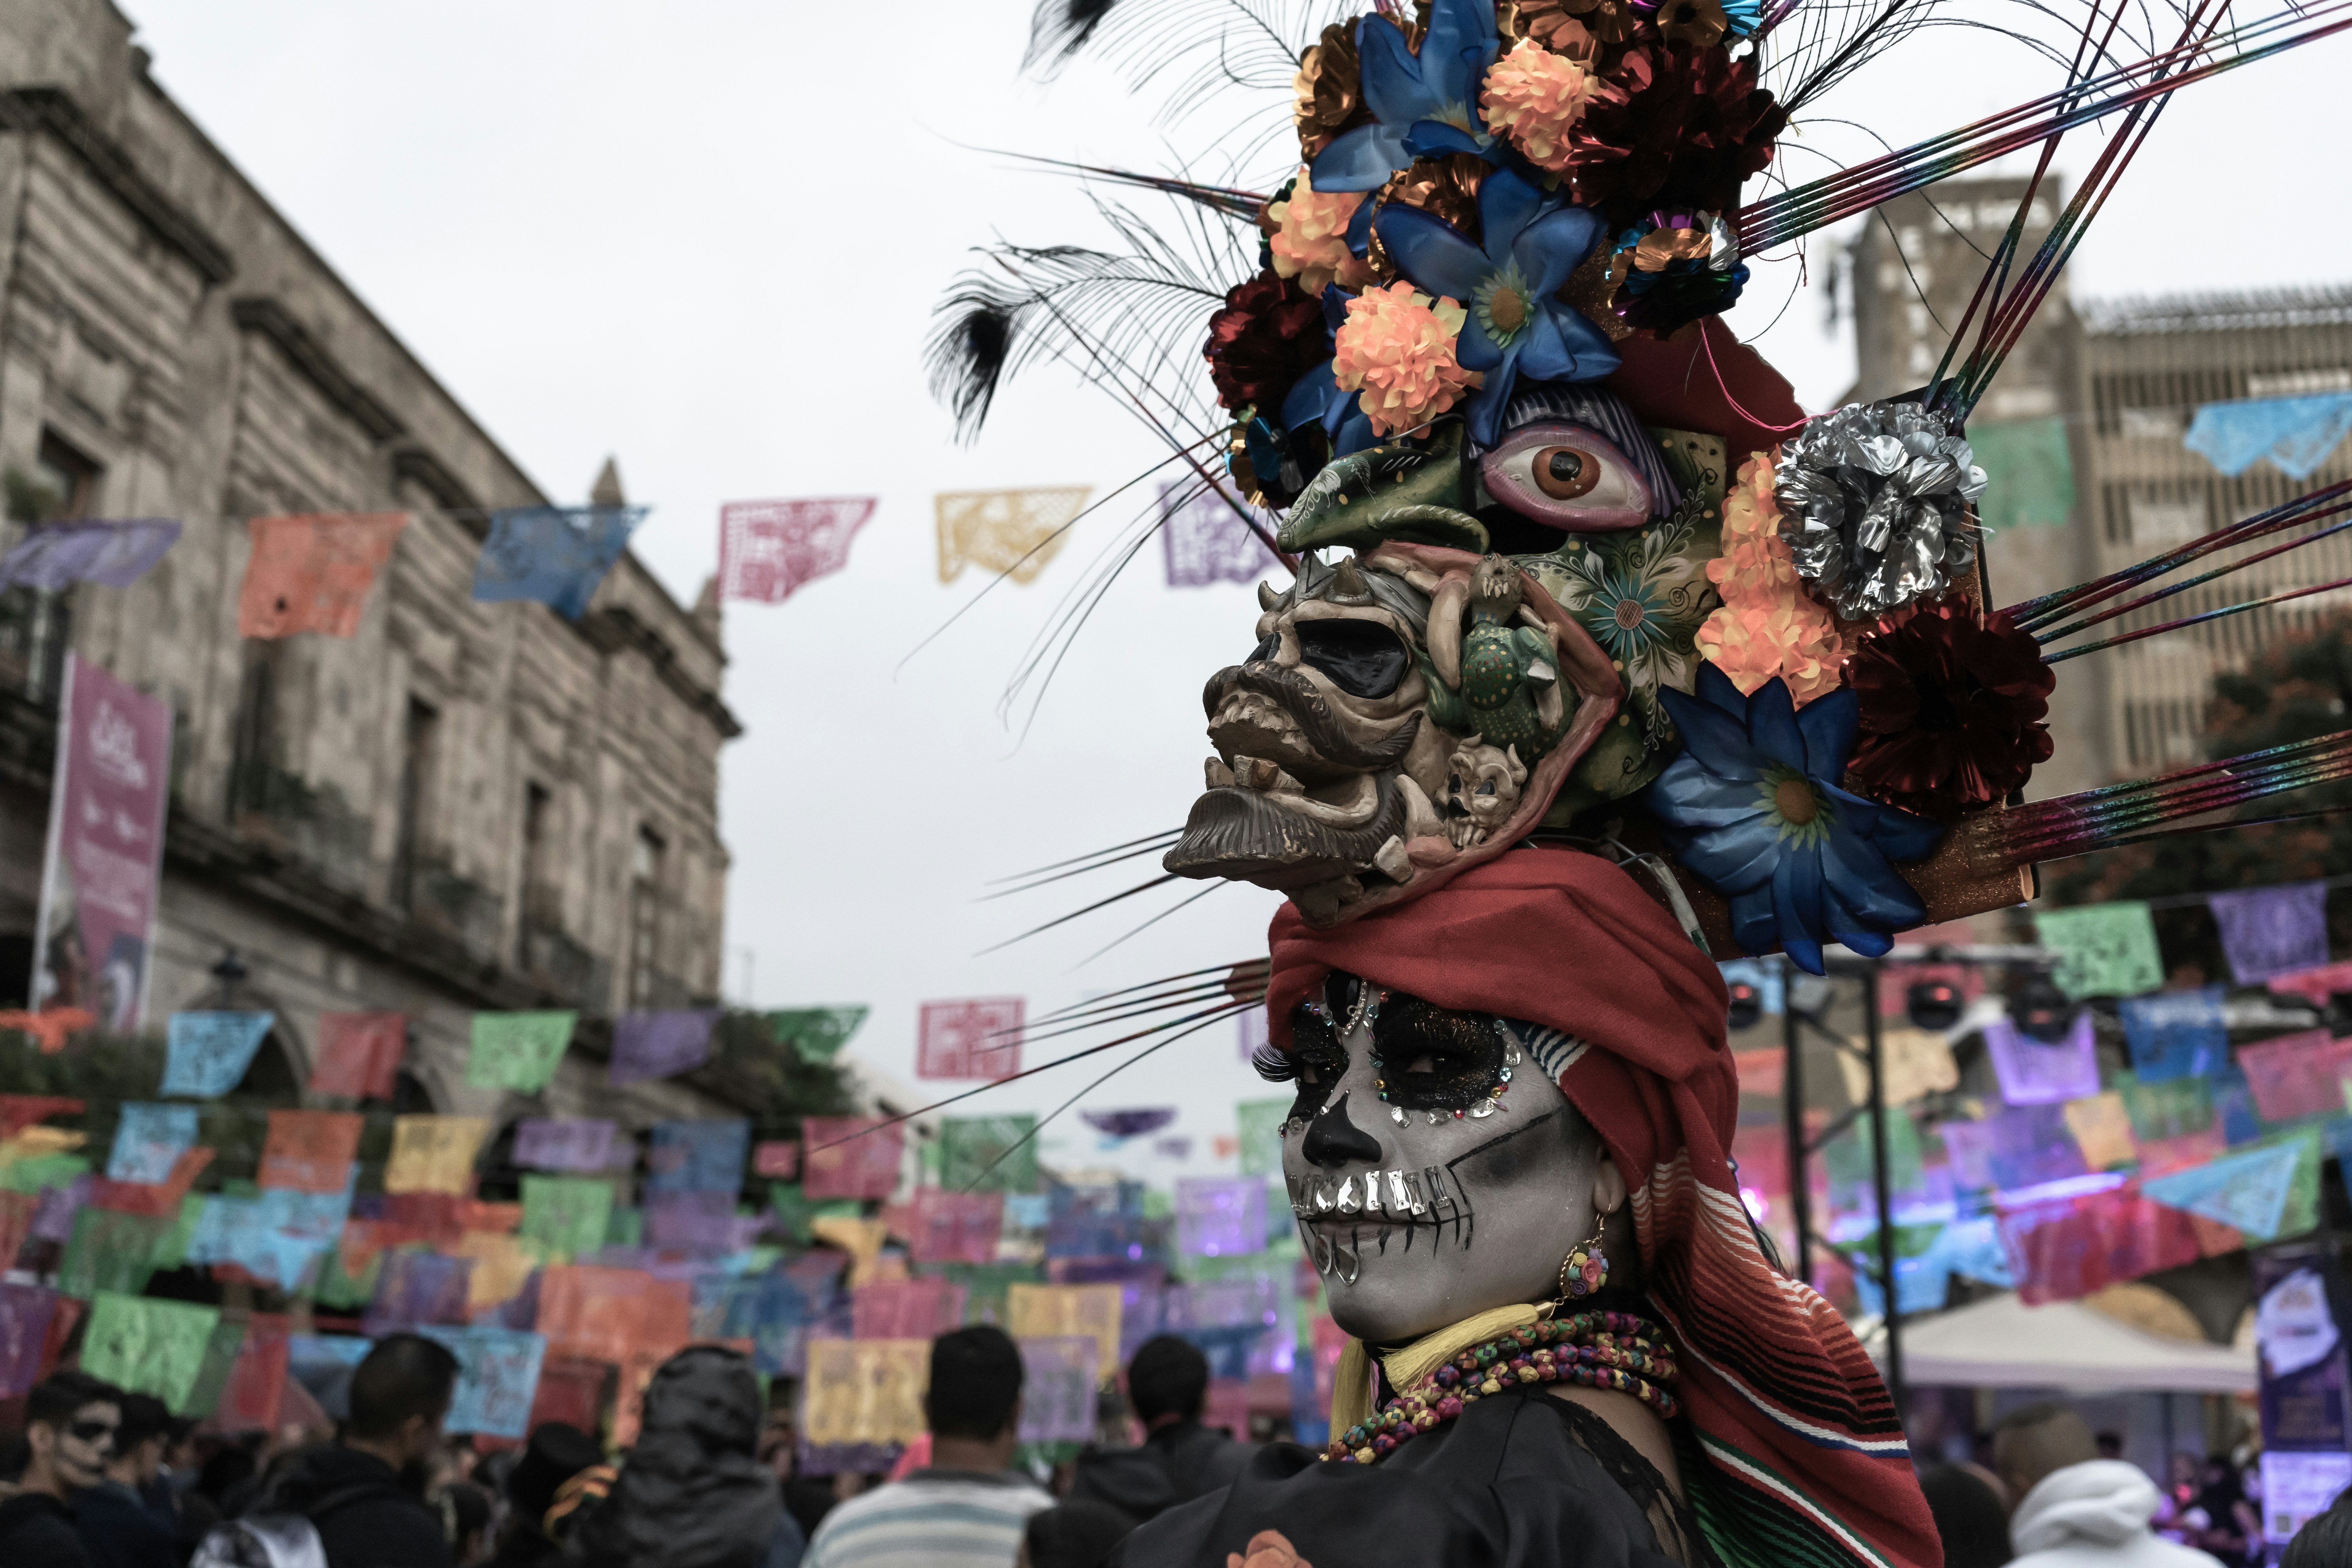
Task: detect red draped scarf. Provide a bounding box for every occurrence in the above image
[1266,848,1940,1568]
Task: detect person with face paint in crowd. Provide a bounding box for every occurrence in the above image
[1113,851,1940,1568]
[70,1391,180,1568]
[0,1371,122,1567]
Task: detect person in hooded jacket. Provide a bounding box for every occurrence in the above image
[562,1345,803,1568]
[1993,1405,2223,1568]
[1067,1338,1249,1524]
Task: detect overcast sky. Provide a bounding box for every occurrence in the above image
[122,0,2348,1183]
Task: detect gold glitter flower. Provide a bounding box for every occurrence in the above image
[1293,22,1367,159]
[1377,152,1486,234]
[1657,0,1731,48]
[1500,0,1633,54]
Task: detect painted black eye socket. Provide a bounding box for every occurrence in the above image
[1275,1000,1348,1122]
[1371,995,1505,1112]
[1297,619,1408,698]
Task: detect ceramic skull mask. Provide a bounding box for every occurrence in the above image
[1168,553,1449,922]
[1167,385,1745,925]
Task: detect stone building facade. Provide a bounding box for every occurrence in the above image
[1846,178,2352,799]
[0,0,741,1133]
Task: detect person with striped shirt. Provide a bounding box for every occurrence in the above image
[802,1327,1054,1568]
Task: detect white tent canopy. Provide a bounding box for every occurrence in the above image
[1868,1291,2255,1394]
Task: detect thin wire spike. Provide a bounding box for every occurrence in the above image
[2002,737,2352,838]
[1071,880,1231,969]
[1020,975,1244,1032]
[2032,808,2352,863]
[972,873,1185,957]
[2043,572,2352,664]
[2007,739,2352,836]
[1020,959,1269,1024]
[2003,740,2352,857]
[2007,480,2352,630]
[806,995,1260,1153]
[978,835,1186,902]
[2033,512,2352,646]
[2007,764,2352,859]
[1740,3,2352,253]
[955,1002,1252,1194]
[983,829,1186,887]
[894,441,1214,679]
[1011,983,1256,1049]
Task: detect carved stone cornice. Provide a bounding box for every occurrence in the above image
[577,604,744,740]
[229,297,406,443]
[0,87,234,284]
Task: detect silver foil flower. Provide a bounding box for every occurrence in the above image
[1774,401,1988,620]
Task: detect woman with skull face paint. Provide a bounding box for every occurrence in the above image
[1111,849,1938,1568]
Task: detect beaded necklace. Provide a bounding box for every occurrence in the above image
[1324,1310,1678,1466]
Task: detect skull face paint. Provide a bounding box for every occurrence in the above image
[1270,975,1612,1345]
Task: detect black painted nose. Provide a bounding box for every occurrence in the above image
[1301,1091,1383,1169]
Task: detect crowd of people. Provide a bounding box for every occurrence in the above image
[0,1321,1257,1568]
[1916,1403,2352,1568]
[13,1330,2352,1568]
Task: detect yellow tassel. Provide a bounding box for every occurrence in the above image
[1383,1303,1546,1390]
[1330,1337,1374,1432]
[1327,1302,1547,1436]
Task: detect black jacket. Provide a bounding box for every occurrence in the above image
[71,1481,178,1568]
[261,1446,453,1568]
[486,1522,562,1568]
[1068,1420,1254,1523]
[0,1492,94,1568]
[565,1346,782,1568]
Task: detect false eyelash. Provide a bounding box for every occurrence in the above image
[1251,1043,1298,1083]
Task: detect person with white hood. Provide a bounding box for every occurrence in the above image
[1992,1405,2224,1568]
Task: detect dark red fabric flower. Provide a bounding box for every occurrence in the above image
[1845,603,2055,819]
[1204,270,1329,414]
[1565,44,1787,221]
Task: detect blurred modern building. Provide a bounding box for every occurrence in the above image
[1845,177,2352,799]
[0,0,740,1127]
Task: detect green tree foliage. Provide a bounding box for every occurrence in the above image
[703,1009,857,1143]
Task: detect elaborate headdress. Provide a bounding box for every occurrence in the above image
[934,0,2352,972]
[927,1,2352,1563]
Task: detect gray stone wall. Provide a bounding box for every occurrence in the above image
[0,0,738,1119]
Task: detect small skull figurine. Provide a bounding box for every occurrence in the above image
[1445,736,1528,849]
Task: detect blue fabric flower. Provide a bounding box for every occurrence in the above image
[1310,0,1503,192]
[1643,664,1946,974]
[1280,284,1378,456]
[1372,169,1620,447]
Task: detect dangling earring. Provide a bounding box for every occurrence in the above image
[1558,1210,1610,1301]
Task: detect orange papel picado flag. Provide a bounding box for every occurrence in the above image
[238,514,408,638]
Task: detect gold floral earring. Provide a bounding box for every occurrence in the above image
[1559,1209,1610,1301]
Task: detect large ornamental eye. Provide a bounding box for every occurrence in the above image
[1295,618,1408,699]
[1481,422,1652,532]
[1370,995,1507,1113]
[1535,447,1598,499]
